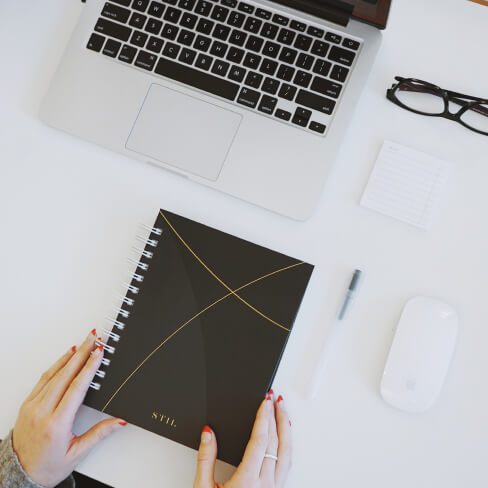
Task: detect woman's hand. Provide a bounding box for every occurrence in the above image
[194,391,292,488]
[12,329,126,488]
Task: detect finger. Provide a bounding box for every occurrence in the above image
[69,418,127,461]
[275,395,292,487]
[236,393,272,481]
[260,391,278,482]
[55,344,104,422]
[40,329,97,411]
[25,345,77,402]
[193,426,217,488]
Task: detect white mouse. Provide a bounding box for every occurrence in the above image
[380,296,458,413]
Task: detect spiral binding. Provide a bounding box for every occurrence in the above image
[89,224,163,390]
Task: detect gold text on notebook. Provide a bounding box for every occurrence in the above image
[152,411,177,428]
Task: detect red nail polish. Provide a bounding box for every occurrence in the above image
[71,345,77,353]
[118,420,127,426]
[91,328,97,336]
[98,345,104,352]
[277,395,283,403]
[268,389,274,396]
[202,425,212,434]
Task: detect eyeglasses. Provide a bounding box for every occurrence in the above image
[386,76,488,136]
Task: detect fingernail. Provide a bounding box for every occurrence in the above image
[97,344,104,352]
[201,425,212,444]
[118,420,127,426]
[276,395,287,412]
[71,345,77,353]
[90,328,97,336]
[266,389,274,401]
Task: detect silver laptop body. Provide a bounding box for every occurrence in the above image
[41,0,382,220]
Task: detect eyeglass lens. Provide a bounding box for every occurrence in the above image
[460,103,488,133]
[395,80,445,115]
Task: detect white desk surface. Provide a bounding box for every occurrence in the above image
[1,0,488,486]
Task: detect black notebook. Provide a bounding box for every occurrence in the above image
[85,209,314,466]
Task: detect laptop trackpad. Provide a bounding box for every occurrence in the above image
[126,84,242,181]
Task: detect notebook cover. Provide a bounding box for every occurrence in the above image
[84,209,314,466]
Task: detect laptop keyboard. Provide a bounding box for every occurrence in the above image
[87,0,362,136]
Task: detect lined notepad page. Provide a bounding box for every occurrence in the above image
[360,141,452,230]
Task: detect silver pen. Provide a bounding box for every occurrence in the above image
[338,269,362,320]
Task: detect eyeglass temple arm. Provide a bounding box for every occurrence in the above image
[397,84,488,117]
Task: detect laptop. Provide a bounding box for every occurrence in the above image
[41,0,390,220]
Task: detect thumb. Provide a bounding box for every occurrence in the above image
[194,425,217,488]
[70,418,127,461]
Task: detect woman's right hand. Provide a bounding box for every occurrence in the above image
[193,391,292,488]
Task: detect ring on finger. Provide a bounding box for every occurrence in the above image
[264,453,278,462]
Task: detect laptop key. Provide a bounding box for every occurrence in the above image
[162,41,181,58]
[132,0,150,12]
[244,17,262,34]
[196,18,214,34]
[258,95,277,114]
[294,34,312,51]
[262,41,280,59]
[296,89,336,114]
[147,35,164,52]
[130,30,148,47]
[227,11,245,28]
[330,64,349,82]
[278,47,297,64]
[228,65,246,82]
[134,49,157,69]
[325,32,341,44]
[177,29,195,45]
[259,58,278,76]
[161,0,177,4]
[292,106,311,127]
[211,5,229,21]
[293,70,311,88]
[328,45,355,66]
[278,83,296,100]
[181,12,198,28]
[103,38,122,57]
[244,71,263,89]
[164,7,182,23]
[307,26,323,38]
[245,35,264,53]
[229,29,247,46]
[178,0,196,10]
[148,1,165,17]
[238,2,254,13]
[237,87,260,108]
[277,28,295,45]
[255,8,271,19]
[194,34,212,52]
[195,0,212,16]
[276,64,295,81]
[262,77,279,95]
[222,0,237,7]
[309,121,326,134]
[290,20,306,32]
[110,0,131,5]
[275,108,291,121]
[226,46,244,63]
[95,18,132,42]
[313,59,331,77]
[87,33,105,52]
[311,77,342,98]
[145,18,163,34]
[118,44,137,62]
[129,12,147,28]
[272,14,289,26]
[343,38,360,50]
[210,40,228,57]
[195,53,213,70]
[243,52,261,69]
[213,23,230,40]
[261,23,278,39]
[211,59,230,76]
[161,24,179,39]
[155,57,239,100]
[311,40,329,57]
[102,3,131,24]
[179,47,197,64]
[296,53,313,70]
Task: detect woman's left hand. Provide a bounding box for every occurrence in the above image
[12,329,126,488]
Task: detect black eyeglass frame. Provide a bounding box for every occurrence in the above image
[386,76,488,136]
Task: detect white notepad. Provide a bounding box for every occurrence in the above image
[360,141,452,230]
